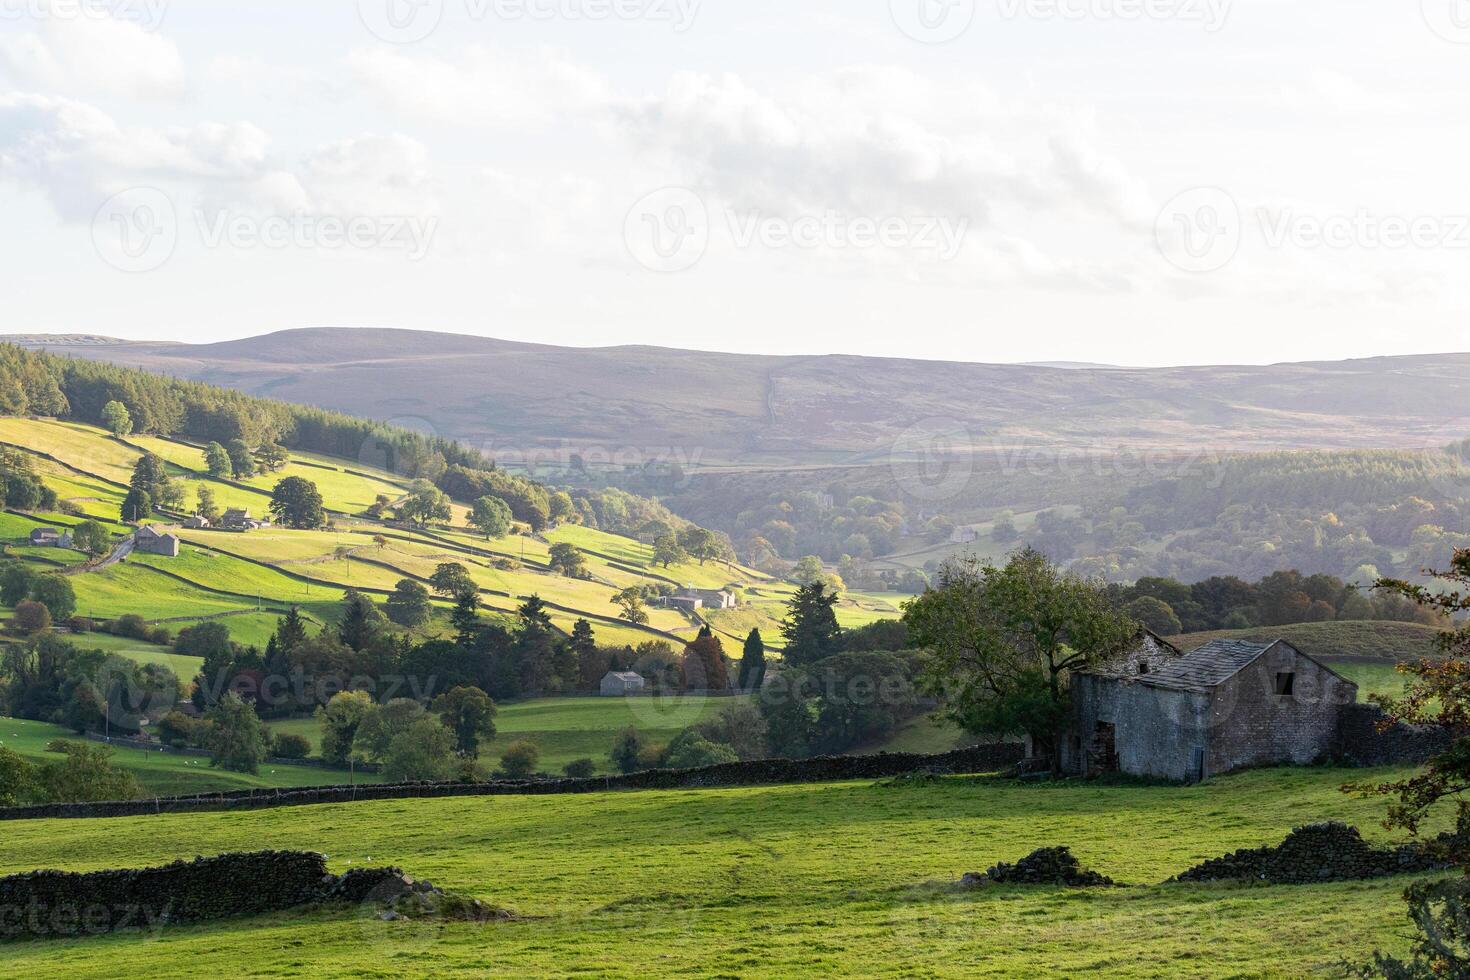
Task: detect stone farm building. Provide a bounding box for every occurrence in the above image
[1056,634,1360,782]
[29,527,73,548]
[134,525,181,558]
[220,509,271,531]
[662,588,738,612]
[600,671,647,696]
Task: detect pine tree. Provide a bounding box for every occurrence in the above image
[451,590,482,645]
[120,487,151,524]
[519,595,553,632]
[275,607,309,655]
[337,589,384,652]
[780,583,842,667]
[683,625,730,692]
[738,628,767,691]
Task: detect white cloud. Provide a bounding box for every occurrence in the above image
[0,94,435,227]
[0,93,270,218]
[348,45,612,128]
[616,67,1150,231]
[0,15,185,101]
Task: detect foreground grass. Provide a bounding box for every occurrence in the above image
[0,766,1435,977]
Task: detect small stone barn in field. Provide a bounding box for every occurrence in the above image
[1057,634,1359,782]
[134,525,181,558]
[600,671,647,696]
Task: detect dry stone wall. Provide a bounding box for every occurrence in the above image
[0,743,1024,822]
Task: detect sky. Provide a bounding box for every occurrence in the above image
[2,0,1469,366]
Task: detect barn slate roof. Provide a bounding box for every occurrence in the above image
[1140,639,1280,694]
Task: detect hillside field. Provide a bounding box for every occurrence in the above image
[0,765,1440,977]
[0,416,887,655]
[0,716,384,795]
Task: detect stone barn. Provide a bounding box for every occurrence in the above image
[134,525,181,558]
[1058,635,1359,783]
[600,671,647,696]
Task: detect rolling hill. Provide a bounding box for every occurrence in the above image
[10,330,1470,464]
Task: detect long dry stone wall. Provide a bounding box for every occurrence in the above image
[0,851,333,941]
[0,743,1024,822]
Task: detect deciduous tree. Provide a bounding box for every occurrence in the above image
[432,686,498,757]
[904,549,1138,773]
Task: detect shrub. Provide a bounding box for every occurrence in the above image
[381,718,456,783]
[272,733,312,759]
[498,740,541,779]
[562,758,597,779]
[155,710,199,749]
[110,614,151,641]
[664,732,739,770]
[0,746,33,806]
[12,599,51,635]
[610,726,645,774]
[32,741,142,803]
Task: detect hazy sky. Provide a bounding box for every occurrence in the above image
[3,0,1469,365]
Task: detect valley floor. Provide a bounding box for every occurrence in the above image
[0,766,1436,977]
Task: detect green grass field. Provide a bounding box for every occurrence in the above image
[267,696,752,774]
[2,416,790,655]
[0,765,1439,977]
[0,716,381,795]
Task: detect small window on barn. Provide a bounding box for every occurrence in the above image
[1137,662,1150,675]
[1275,672,1296,697]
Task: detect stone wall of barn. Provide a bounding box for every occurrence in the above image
[1205,645,1356,775]
[1065,675,1213,782]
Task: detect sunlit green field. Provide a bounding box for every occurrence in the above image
[267,695,751,774]
[0,766,1437,977]
[3,417,800,654]
[0,716,382,795]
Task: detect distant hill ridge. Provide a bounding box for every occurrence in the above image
[10,329,1470,464]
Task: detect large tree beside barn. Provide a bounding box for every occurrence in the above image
[904,549,1138,774]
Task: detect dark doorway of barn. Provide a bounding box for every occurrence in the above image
[1091,722,1119,774]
